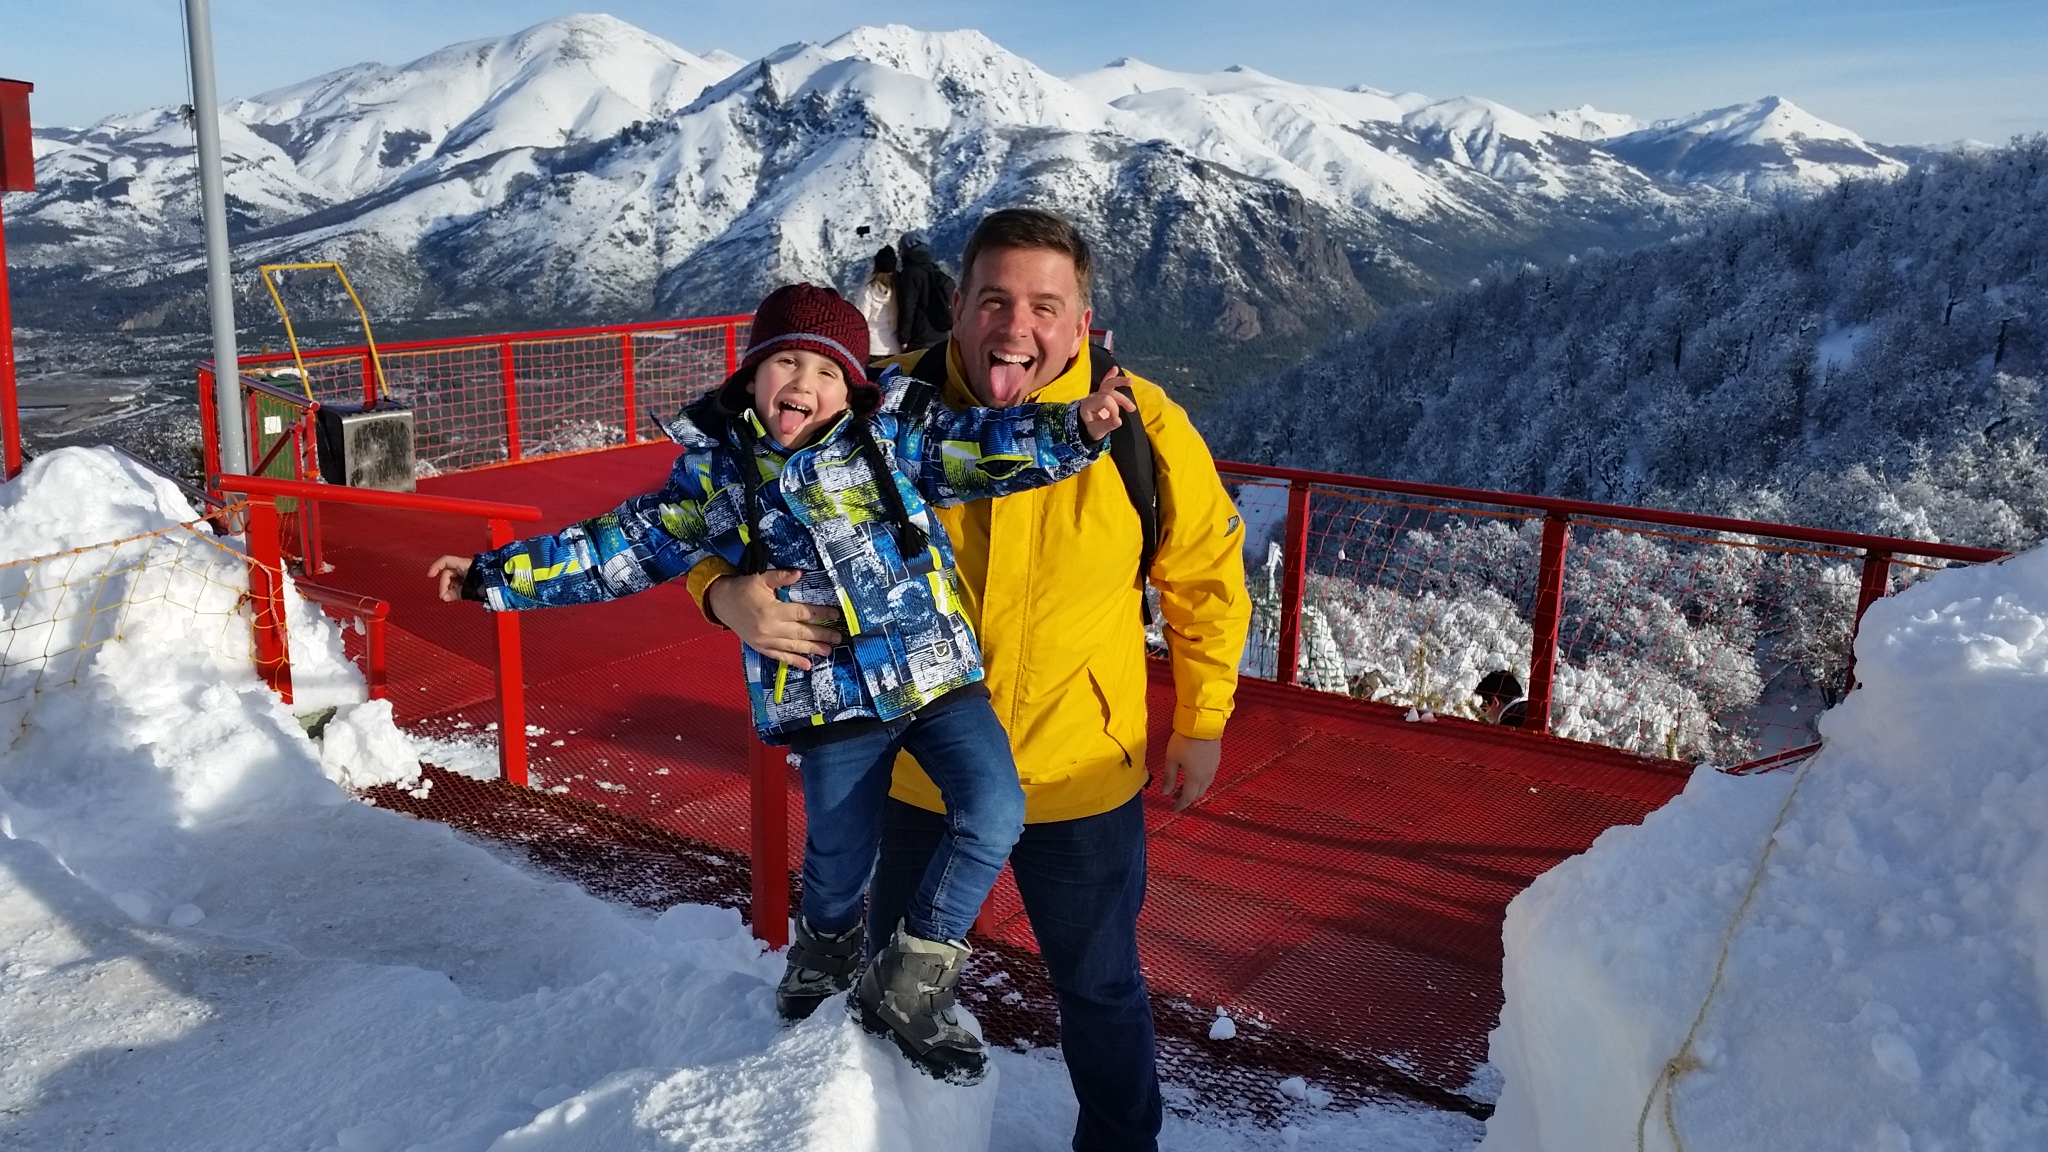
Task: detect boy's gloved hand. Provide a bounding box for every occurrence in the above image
[1077,368,1139,443]
[428,555,475,602]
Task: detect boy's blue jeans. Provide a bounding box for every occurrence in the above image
[789,694,1025,944]
[868,794,1161,1152]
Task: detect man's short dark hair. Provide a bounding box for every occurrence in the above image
[959,208,1093,306]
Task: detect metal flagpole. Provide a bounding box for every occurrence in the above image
[183,0,247,476]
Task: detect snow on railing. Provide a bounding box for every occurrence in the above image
[1221,461,2008,764]
[215,473,542,784]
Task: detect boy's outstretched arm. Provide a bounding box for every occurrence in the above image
[436,454,721,611]
[903,370,1126,506]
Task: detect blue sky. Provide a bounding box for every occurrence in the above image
[2,0,2043,143]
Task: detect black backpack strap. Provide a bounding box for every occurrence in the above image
[891,342,1162,620]
[888,343,950,426]
[1090,345,1162,622]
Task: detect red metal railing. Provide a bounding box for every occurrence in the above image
[295,581,390,701]
[193,316,2016,953]
[1220,459,2007,761]
[200,315,751,488]
[215,474,542,782]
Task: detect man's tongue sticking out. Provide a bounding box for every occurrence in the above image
[989,354,1034,405]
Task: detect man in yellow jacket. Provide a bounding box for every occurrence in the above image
[691,208,1250,1150]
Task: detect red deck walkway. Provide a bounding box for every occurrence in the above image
[318,444,1691,1106]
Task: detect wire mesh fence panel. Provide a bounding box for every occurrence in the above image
[1221,468,1977,764]
[283,352,371,408]
[379,344,511,476]
[513,335,629,459]
[632,322,748,429]
[1548,524,1951,763]
[1231,474,1547,708]
[0,520,252,734]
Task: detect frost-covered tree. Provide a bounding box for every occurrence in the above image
[1238,506,1868,762]
[1202,138,2048,552]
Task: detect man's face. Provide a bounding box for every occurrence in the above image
[953,246,1092,406]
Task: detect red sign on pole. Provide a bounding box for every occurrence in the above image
[1,77,33,480]
[0,79,33,193]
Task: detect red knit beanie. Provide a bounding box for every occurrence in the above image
[717,284,877,414]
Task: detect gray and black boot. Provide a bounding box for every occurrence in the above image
[775,918,864,1022]
[854,921,985,1084]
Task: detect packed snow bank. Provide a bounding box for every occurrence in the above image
[1482,545,2048,1152]
[1,447,1480,1150]
[0,446,367,716]
[0,447,997,1149]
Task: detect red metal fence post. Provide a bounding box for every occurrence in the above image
[198,366,221,492]
[1842,550,1892,694]
[360,351,377,407]
[364,604,389,701]
[1274,481,1311,685]
[750,735,790,949]
[0,78,29,481]
[724,322,740,378]
[0,196,20,482]
[621,332,639,445]
[245,496,294,703]
[297,422,328,572]
[1524,512,1572,735]
[489,516,528,786]
[499,342,522,462]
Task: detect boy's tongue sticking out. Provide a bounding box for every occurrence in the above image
[771,394,816,444]
[750,350,850,450]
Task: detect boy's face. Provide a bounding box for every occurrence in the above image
[953,246,1092,406]
[747,348,850,450]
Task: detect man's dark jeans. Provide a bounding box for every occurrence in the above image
[869,793,1161,1152]
[790,697,1024,944]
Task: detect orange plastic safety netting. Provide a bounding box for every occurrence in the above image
[0,514,254,729]
[221,320,750,480]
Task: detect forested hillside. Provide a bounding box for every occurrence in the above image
[1201,139,2048,549]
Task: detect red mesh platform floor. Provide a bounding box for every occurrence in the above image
[316,445,1691,1113]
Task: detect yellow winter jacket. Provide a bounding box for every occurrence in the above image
[690,341,1250,823]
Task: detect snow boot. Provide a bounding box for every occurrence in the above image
[854,921,986,1084]
[775,918,864,1022]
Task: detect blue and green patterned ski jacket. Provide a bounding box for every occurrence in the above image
[469,372,1108,742]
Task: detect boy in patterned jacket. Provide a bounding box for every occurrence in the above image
[427,284,1133,1083]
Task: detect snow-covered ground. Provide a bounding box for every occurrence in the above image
[0,446,1479,1150]
[1483,543,2048,1150]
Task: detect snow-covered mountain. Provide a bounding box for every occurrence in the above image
[5,16,1921,394]
[1534,105,1645,142]
[1598,96,1907,198]
[16,15,735,257]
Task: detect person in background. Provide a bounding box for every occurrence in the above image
[893,233,956,351]
[1475,669,1529,728]
[857,245,902,358]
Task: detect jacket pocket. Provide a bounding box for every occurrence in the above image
[1085,665,1139,770]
